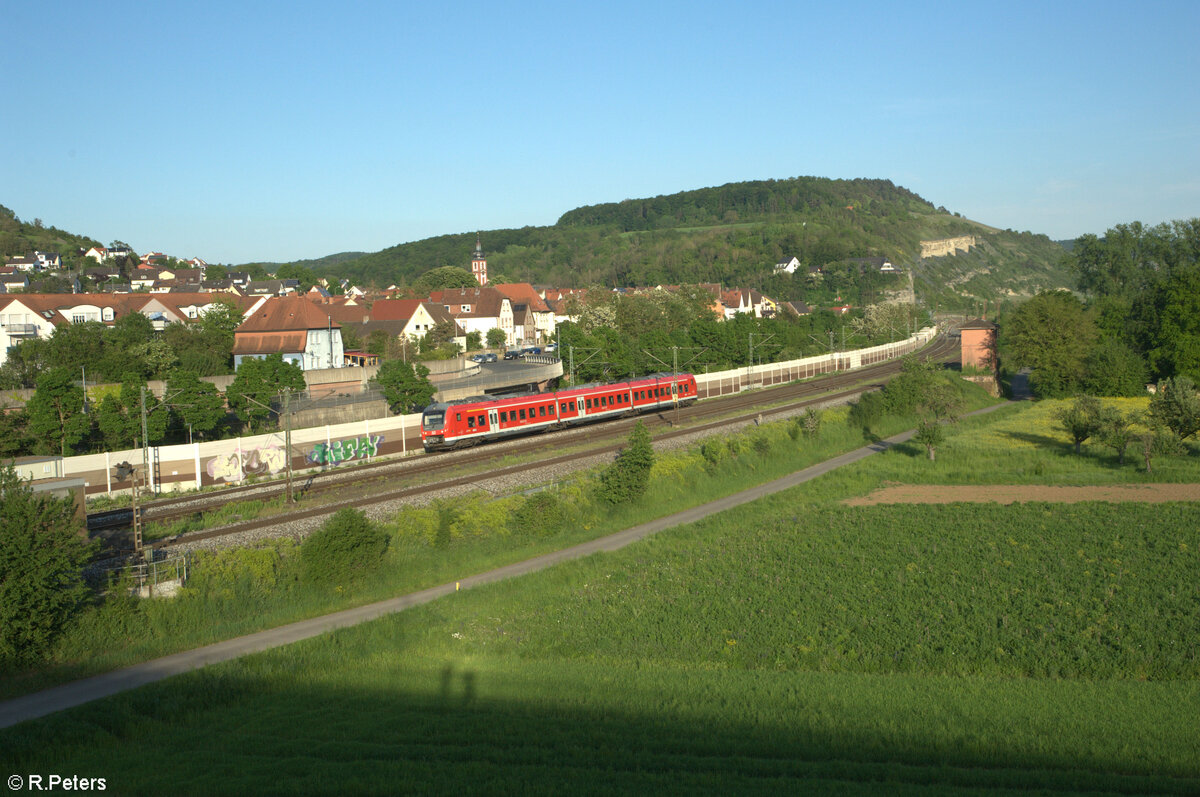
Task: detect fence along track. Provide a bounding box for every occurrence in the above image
[96,336,957,544]
[127,337,958,552]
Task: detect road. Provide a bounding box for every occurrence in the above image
[0,403,1006,730]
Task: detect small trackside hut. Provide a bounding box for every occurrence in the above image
[420,373,697,451]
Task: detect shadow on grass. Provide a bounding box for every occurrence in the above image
[1001,430,1074,452]
[2,665,1195,796]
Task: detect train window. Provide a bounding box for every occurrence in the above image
[500,411,507,423]
[456,413,462,421]
[520,408,527,420]
[467,416,475,428]
[550,404,555,415]
[586,398,592,409]
[539,405,546,417]
[478,415,485,426]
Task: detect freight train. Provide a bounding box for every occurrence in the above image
[420,373,699,451]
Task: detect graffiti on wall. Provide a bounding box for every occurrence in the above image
[308,434,382,466]
[206,445,288,484]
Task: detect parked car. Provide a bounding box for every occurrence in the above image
[481,352,498,363]
[503,350,523,360]
[470,354,486,363]
[543,343,557,353]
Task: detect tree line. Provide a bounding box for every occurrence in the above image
[1000,218,1200,397]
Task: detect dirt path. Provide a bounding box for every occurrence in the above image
[846,483,1200,506]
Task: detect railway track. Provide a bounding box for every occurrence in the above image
[96,336,959,553]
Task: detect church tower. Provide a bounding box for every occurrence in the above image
[471,234,488,286]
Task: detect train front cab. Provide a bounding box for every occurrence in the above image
[420,403,450,451]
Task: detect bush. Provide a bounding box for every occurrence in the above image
[511,491,566,537]
[700,438,727,470]
[300,509,389,587]
[848,391,886,432]
[0,464,95,666]
[597,421,654,504]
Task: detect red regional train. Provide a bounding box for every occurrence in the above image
[420,373,699,451]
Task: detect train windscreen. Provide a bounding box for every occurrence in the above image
[422,410,445,431]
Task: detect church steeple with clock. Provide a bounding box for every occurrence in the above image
[471,234,488,286]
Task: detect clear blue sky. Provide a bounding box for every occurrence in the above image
[4,0,1198,265]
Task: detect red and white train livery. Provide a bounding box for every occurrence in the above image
[420,373,698,451]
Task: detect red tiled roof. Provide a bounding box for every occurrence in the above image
[232,331,308,355]
[369,299,423,322]
[494,283,550,313]
[236,296,338,333]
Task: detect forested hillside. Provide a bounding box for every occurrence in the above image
[325,177,1071,309]
[0,205,101,270]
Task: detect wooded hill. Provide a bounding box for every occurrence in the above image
[325,177,1071,310]
[0,205,101,270]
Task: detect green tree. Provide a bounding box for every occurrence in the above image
[0,463,96,665]
[25,368,92,455]
[226,354,306,432]
[1143,268,1200,382]
[95,379,168,451]
[913,419,945,461]
[413,266,478,293]
[100,313,157,380]
[0,404,29,457]
[598,421,654,504]
[165,370,227,441]
[486,327,507,349]
[1054,395,1103,454]
[1082,340,1148,397]
[1140,425,1185,474]
[275,263,319,292]
[162,300,243,377]
[0,338,51,389]
[1001,291,1098,398]
[1148,376,1200,440]
[420,320,459,353]
[47,322,107,379]
[465,331,482,351]
[370,359,434,414]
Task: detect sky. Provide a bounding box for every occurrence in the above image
[3,0,1198,265]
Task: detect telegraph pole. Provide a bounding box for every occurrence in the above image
[283,388,294,503]
[140,387,151,494]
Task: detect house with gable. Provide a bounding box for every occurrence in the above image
[494,283,556,345]
[232,296,343,371]
[0,268,29,293]
[774,256,801,274]
[326,298,465,351]
[429,286,515,346]
[5,255,39,273]
[35,251,62,270]
[720,288,775,319]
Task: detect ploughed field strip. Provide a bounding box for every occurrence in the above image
[97,336,960,551]
[846,483,1200,505]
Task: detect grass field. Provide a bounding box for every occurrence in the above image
[3,393,1199,793]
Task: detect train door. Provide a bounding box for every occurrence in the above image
[488,408,499,433]
[577,396,586,416]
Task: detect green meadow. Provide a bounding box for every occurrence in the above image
[3,393,1199,793]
